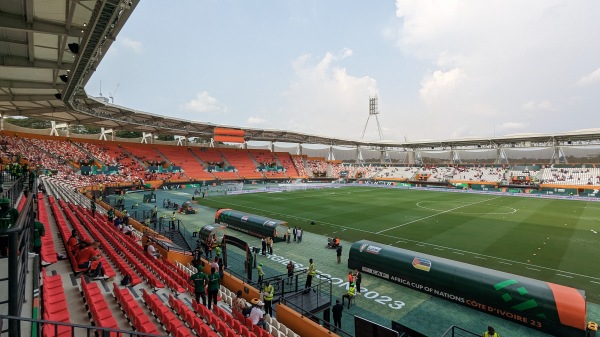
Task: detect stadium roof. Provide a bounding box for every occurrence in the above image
[1,0,600,150]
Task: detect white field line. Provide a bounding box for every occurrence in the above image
[210,198,600,282]
[591,281,600,285]
[376,197,501,234]
[557,274,574,278]
[526,267,541,271]
[498,261,512,265]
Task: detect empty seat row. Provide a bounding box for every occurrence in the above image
[141,289,195,337]
[168,295,221,337]
[80,276,119,333]
[112,283,159,334]
[37,194,58,263]
[41,270,71,337]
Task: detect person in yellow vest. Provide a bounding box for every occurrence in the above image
[170,211,176,230]
[483,326,499,337]
[304,258,316,294]
[257,263,264,285]
[286,227,291,243]
[161,212,167,229]
[215,245,221,258]
[342,282,356,309]
[263,280,274,316]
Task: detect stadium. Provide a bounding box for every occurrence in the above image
[1,1,600,337]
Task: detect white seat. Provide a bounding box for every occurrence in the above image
[278,325,288,335]
[270,320,280,331]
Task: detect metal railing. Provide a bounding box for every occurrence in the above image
[440,325,481,337]
[0,315,166,337]
[280,293,354,337]
[0,174,25,206]
[0,192,34,337]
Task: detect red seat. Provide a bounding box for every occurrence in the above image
[217,321,228,336]
[232,319,242,333]
[253,324,262,336]
[240,325,251,337]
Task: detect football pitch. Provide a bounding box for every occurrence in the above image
[199,186,600,302]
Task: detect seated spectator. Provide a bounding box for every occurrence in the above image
[114,216,122,228]
[75,241,108,280]
[232,290,251,316]
[67,230,80,255]
[249,301,267,329]
[145,241,159,258]
[122,223,134,236]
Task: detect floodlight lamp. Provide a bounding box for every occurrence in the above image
[59,74,69,83]
[54,93,62,100]
[68,43,80,54]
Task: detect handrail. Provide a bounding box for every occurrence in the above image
[0,314,166,337]
[0,190,35,337]
[0,175,25,206]
[281,293,354,337]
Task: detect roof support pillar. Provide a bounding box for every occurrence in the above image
[99,127,113,141]
[50,121,68,136]
[328,146,335,161]
[141,132,152,144]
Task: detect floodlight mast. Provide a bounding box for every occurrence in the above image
[359,96,390,163]
[360,96,384,140]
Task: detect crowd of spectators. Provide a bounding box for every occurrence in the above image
[292,156,308,177]
[5,133,600,187]
[306,159,328,177]
[542,167,600,185]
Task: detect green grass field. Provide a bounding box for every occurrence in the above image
[199,186,600,302]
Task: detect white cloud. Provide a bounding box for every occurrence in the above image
[521,100,556,112]
[120,37,143,53]
[180,91,227,113]
[340,48,353,59]
[419,67,465,102]
[246,117,266,125]
[278,49,380,139]
[389,0,600,139]
[576,67,600,86]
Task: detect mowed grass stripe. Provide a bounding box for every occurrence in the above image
[199,186,600,300]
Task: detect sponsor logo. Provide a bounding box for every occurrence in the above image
[363,266,389,279]
[364,245,382,254]
[241,216,249,222]
[359,243,369,252]
[412,257,432,272]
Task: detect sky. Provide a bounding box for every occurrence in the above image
[85,0,600,143]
